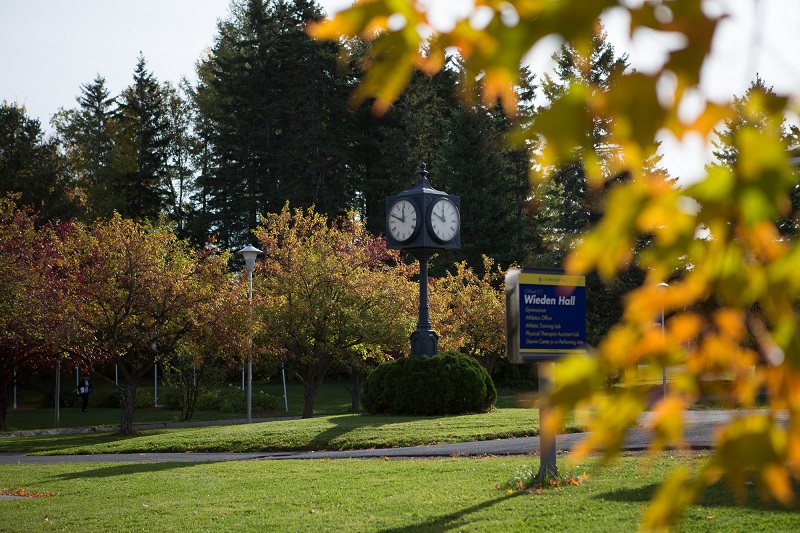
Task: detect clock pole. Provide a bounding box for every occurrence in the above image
[386,163,460,358]
[409,248,438,356]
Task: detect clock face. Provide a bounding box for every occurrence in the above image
[428,198,460,243]
[388,199,420,244]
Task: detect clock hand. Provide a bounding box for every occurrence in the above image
[390,214,404,222]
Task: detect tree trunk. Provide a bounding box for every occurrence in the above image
[302,382,319,419]
[345,371,364,413]
[301,349,334,419]
[119,379,138,435]
[183,371,199,422]
[484,355,496,379]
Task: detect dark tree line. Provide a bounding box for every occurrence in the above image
[2,0,544,275]
[2,1,655,357]
[1,0,665,350]
[0,104,74,222]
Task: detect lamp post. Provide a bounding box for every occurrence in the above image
[658,282,669,399]
[54,360,61,428]
[237,244,262,423]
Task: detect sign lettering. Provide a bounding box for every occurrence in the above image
[506,268,587,363]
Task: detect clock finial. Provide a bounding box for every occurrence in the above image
[416,162,431,189]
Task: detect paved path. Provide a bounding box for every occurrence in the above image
[0,410,778,466]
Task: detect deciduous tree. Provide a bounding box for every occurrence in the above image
[56,215,233,435]
[0,198,80,429]
[161,242,248,421]
[252,204,416,418]
[431,256,507,377]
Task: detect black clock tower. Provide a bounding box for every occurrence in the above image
[386,163,461,356]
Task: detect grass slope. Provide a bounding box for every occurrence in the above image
[1,409,557,455]
[1,453,798,532]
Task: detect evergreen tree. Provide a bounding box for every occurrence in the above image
[194,0,353,248]
[438,65,542,272]
[52,75,125,220]
[711,77,800,236]
[184,82,217,246]
[116,55,172,221]
[163,80,200,239]
[534,29,630,262]
[0,102,76,220]
[711,76,785,166]
[352,65,462,240]
[349,56,542,275]
[532,30,650,346]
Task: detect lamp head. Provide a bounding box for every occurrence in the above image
[237,245,262,272]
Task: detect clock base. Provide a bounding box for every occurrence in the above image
[410,329,438,357]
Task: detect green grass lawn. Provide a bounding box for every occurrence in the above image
[0,379,563,457]
[1,452,798,532]
[0,409,550,455]
[3,383,798,531]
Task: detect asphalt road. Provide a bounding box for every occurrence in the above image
[0,410,774,465]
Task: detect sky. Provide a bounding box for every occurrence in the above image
[1,0,798,183]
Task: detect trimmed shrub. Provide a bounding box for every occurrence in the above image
[362,352,496,416]
[216,387,280,413]
[195,389,223,411]
[92,389,121,408]
[161,387,183,410]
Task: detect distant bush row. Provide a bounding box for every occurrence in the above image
[51,385,280,413]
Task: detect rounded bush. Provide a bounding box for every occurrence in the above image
[362,352,496,416]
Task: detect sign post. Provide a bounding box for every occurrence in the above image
[506,267,587,480]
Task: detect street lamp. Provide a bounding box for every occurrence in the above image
[237,244,262,423]
[658,282,669,399]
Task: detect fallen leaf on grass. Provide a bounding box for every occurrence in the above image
[0,487,55,498]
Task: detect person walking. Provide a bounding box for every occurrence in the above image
[78,376,92,412]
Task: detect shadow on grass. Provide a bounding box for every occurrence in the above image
[305,414,425,450]
[45,461,208,481]
[306,413,466,451]
[596,479,800,513]
[0,432,145,454]
[376,493,521,532]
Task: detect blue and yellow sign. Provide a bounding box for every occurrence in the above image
[506,268,587,363]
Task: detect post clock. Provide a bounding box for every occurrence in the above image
[386,163,460,356]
